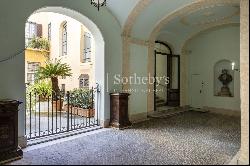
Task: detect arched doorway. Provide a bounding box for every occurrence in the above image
[24,7,105,141]
[154,41,180,112]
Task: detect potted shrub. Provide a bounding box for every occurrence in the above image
[36,60,72,111]
[27,37,50,51]
[26,80,53,112]
[65,88,95,118]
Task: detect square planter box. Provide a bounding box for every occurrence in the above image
[64,104,95,118]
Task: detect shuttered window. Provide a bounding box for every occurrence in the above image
[83,32,92,62]
[25,22,37,46]
[48,23,51,41]
[62,22,67,56]
[27,62,40,84]
[25,22,42,46]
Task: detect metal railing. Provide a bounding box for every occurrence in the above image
[25,85,100,140]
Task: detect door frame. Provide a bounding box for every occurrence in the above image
[154,41,180,111]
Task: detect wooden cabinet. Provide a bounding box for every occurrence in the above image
[110,93,131,129]
[0,100,23,164]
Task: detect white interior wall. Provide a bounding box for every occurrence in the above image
[186,25,240,111]
[128,44,148,116]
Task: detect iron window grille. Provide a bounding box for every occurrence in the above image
[62,22,67,56]
[48,23,51,41]
[27,62,40,84]
[83,32,92,63]
[79,74,90,88]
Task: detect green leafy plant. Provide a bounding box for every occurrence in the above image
[36,60,72,97]
[68,88,94,109]
[27,80,53,99]
[27,37,50,51]
[26,80,52,111]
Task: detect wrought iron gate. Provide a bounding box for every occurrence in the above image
[25,84,100,140]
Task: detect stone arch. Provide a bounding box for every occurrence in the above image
[121,0,152,90]
[146,0,240,112]
[26,6,105,123]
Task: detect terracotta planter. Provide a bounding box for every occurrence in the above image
[52,100,64,111]
[64,104,95,118]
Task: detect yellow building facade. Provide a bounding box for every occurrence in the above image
[25,48,49,84]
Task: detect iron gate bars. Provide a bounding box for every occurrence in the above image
[25,85,100,140]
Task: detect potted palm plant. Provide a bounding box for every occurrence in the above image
[36,60,72,110]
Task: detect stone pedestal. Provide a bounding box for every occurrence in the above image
[110,93,131,129]
[219,86,232,97]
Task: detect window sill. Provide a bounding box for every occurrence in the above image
[81,62,93,65]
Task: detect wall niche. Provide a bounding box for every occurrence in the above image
[214,60,234,97]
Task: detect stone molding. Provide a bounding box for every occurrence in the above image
[239,0,249,164]
[122,0,152,91]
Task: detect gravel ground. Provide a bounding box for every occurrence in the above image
[12,111,240,165]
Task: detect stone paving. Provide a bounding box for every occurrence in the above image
[14,111,240,165]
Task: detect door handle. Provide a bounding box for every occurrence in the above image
[200,90,202,93]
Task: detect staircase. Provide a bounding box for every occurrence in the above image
[155,96,166,107]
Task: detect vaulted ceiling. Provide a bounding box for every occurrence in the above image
[158,3,240,48]
[106,0,240,51]
[106,0,139,27]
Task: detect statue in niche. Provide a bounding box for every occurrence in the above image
[218,69,233,97]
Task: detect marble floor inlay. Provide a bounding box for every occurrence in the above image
[11,111,240,165]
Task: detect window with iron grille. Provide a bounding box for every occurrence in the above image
[48,23,51,41]
[79,74,89,88]
[27,62,40,84]
[27,73,36,84]
[25,22,37,46]
[62,22,67,56]
[61,84,66,94]
[83,32,92,62]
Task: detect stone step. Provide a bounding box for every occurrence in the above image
[156,99,165,103]
[156,102,166,107]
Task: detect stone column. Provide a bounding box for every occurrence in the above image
[239,0,249,165]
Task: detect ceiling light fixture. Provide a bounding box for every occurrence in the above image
[91,0,107,11]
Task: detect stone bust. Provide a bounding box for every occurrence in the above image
[218,69,233,97]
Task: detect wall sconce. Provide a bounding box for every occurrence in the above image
[232,62,240,72]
